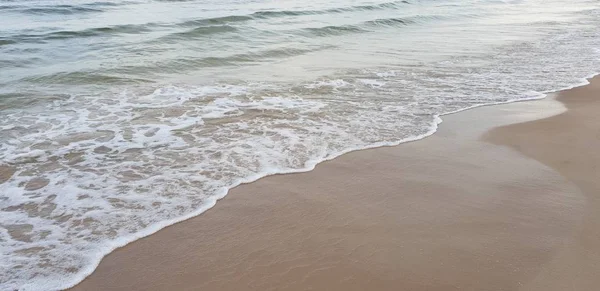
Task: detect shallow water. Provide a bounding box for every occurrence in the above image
[1,0,600,290]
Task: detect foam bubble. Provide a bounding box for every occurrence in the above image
[358,78,386,88]
[304,79,349,89]
[376,70,396,78]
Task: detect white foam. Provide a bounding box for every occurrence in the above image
[7,149,48,163]
[304,79,349,89]
[358,78,386,88]
[375,70,396,78]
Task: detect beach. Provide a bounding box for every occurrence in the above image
[68,77,599,291]
[3,1,600,288]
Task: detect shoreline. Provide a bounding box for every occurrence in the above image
[68,76,599,290]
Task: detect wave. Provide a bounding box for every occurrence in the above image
[364,17,414,27]
[302,25,367,37]
[0,1,129,14]
[21,71,153,85]
[46,24,152,39]
[0,92,72,110]
[178,0,410,26]
[19,6,103,15]
[253,0,410,18]
[361,14,471,28]
[84,1,135,7]
[295,17,419,38]
[116,47,323,73]
[162,25,238,40]
[0,39,17,46]
[13,47,324,85]
[179,15,254,27]
[0,1,441,46]
[5,23,155,44]
[0,4,18,10]
[0,13,463,48]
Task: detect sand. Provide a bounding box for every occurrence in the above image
[485,77,600,291]
[70,77,600,291]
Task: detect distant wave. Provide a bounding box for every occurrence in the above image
[4,23,155,44]
[119,47,324,71]
[296,16,423,37]
[251,1,410,18]
[364,17,414,27]
[20,71,153,85]
[86,1,134,7]
[183,16,434,40]
[160,25,239,40]
[179,0,410,26]
[19,6,103,15]
[15,47,326,85]
[0,0,444,47]
[0,12,457,47]
[46,24,153,39]
[1,1,136,14]
[302,25,367,37]
[179,15,254,27]
[0,4,19,10]
[0,39,17,46]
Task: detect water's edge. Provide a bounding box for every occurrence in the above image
[62,71,600,291]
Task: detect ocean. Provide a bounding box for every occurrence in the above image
[1,0,599,290]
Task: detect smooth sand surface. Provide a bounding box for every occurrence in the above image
[486,77,600,291]
[71,77,600,291]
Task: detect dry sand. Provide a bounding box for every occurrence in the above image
[70,77,600,291]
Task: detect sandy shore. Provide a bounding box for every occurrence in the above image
[70,77,600,291]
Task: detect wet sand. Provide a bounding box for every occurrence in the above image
[70,77,600,291]
[485,77,600,291]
